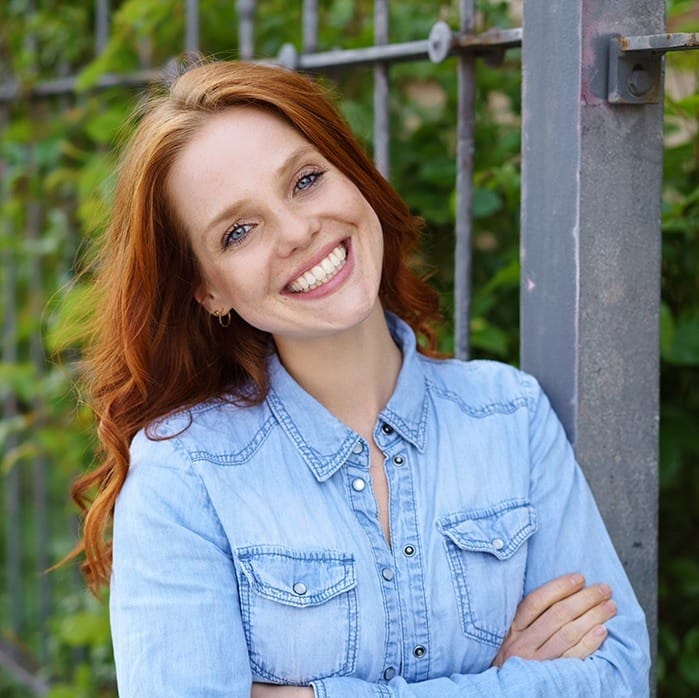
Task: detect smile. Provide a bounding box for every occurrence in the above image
[287,243,347,293]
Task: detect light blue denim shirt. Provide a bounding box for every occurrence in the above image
[111,313,649,697]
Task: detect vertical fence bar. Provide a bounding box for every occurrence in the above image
[373,0,390,178]
[0,104,25,647]
[520,1,662,691]
[453,0,476,360]
[185,0,200,54]
[237,0,255,60]
[302,0,318,54]
[26,136,50,663]
[94,0,110,55]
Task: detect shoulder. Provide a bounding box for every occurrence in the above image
[130,395,275,468]
[418,355,541,415]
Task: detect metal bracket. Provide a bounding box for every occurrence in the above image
[609,32,699,104]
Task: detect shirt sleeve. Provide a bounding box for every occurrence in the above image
[110,430,252,698]
[311,373,650,698]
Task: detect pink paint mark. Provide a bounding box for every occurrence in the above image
[526,277,536,292]
[581,0,604,105]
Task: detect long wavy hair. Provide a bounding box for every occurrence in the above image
[72,60,442,592]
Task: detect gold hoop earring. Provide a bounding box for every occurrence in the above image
[213,309,231,328]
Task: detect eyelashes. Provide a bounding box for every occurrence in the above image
[221,168,326,250]
[293,169,325,194]
[222,222,254,249]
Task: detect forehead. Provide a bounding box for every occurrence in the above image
[183,106,311,163]
[166,107,318,229]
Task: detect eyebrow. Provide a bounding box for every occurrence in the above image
[200,143,322,243]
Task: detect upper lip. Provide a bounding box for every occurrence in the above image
[284,238,348,289]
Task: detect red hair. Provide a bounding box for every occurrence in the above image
[71,60,441,592]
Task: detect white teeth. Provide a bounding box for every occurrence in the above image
[288,243,347,293]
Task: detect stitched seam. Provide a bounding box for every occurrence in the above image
[266,389,354,479]
[168,436,231,555]
[189,414,277,465]
[428,379,530,418]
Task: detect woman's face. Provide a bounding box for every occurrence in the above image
[167,107,384,345]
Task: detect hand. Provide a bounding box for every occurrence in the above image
[492,573,617,667]
[251,683,314,698]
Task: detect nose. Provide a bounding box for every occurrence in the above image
[274,205,320,257]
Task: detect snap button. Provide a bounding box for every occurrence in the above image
[393,455,404,466]
[383,667,396,680]
[381,424,394,435]
[413,645,426,658]
[403,544,416,557]
[492,538,505,551]
[352,477,367,492]
[381,567,394,581]
[292,582,308,596]
[351,442,363,454]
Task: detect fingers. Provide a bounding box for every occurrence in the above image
[561,624,609,659]
[537,596,617,660]
[512,573,586,632]
[525,582,614,649]
[494,576,617,668]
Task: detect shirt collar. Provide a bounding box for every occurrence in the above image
[265,312,429,483]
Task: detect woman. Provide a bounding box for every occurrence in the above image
[73,61,649,697]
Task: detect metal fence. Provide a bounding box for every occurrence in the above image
[2,0,695,693]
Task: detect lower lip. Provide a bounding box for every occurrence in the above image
[283,240,354,300]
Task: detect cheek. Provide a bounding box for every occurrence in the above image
[213,256,271,305]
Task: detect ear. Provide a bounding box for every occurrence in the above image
[194,283,218,315]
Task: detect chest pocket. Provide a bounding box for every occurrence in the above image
[436,499,537,647]
[235,546,358,684]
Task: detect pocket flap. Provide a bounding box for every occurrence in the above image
[437,500,537,560]
[236,546,356,607]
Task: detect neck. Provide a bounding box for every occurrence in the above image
[273,305,402,437]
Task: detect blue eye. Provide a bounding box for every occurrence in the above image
[294,170,325,194]
[223,222,253,249]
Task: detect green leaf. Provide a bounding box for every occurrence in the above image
[470,317,509,357]
[57,609,111,647]
[472,187,503,219]
[662,309,699,366]
[660,302,676,357]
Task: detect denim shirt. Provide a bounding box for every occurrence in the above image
[110,313,649,697]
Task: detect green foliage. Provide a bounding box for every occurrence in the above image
[657,4,699,695]
[0,1,697,696]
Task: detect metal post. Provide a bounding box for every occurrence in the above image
[237,0,255,60]
[26,145,50,663]
[520,1,661,691]
[373,0,390,178]
[302,0,318,54]
[185,0,200,54]
[94,0,110,55]
[0,105,24,645]
[453,0,476,360]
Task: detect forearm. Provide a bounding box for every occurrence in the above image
[313,654,643,698]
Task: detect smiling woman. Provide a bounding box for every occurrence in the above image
[168,107,385,345]
[70,60,649,697]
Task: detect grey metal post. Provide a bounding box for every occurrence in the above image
[237,0,255,60]
[185,0,200,54]
[0,105,24,643]
[94,0,110,55]
[520,0,661,690]
[373,0,390,178]
[454,0,476,360]
[302,0,318,54]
